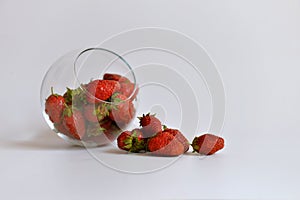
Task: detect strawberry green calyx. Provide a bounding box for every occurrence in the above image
[130,139,145,153]
[138,113,156,125]
[131,129,139,137]
[110,92,120,100]
[109,92,124,110]
[191,136,200,153]
[117,129,146,152]
[129,129,146,153]
[49,87,60,98]
[123,137,133,149]
[137,113,155,120]
[106,93,118,110]
[95,104,110,121]
[137,113,147,120]
[113,97,123,104]
[63,105,80,118]
[87,127,106,137]
[162,125,168,131]
[63,87,73,104]
[63,106,73,117]
[123,134,144,152]
[63,86,87,106]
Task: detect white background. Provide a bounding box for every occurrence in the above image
[1,0,300,199]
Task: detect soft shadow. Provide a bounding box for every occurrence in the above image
[103,148,130,155]
[183,151,199,156]
[103,148,182,158]
[4,130,84,151]
[102,148,150,156]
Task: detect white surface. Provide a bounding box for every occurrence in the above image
[1,0,300,199]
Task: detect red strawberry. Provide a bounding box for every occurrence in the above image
[103,73,132,84]
[117,129,146,152]
[62,107,86,140]
[54,122,81,140]
[147,131,184,156]
[117,131,133,151]
[103,73,122,81]
[54,122,70,136]
[163,127,189,152]
[86,80,120,103]
[138,113,162,138]
[103,73,137,99]
[100,118,113,131]
[83,104,109,122]
[109,93,135,126]
[45,88,66,123]
[192,134,224,155]
[119,82,135,98]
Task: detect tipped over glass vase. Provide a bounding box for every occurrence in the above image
[40,48,139,147]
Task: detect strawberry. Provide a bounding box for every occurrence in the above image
[86,80,120,103]
[119,82,135,98]
[109,93,135,126]
[117,129,146,152]
[54,122,70,136]
[147,131,184,156]
[138,113,162,138]
[100,118,113,132]
[103,73,133,84]
[163,127,189,152]
[103,73,137,99]
[103,73,122,81]
[54,122,81,140]
[62,107,86,140]
[117,131,133,151]
[45,88,66,123]
[83,103,109,122]
[192,134,224,155]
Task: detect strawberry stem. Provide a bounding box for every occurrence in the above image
[162,125,168,131]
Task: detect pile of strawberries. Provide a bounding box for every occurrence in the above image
[117,113,225,156]
[45,72,225,156]
[45,73,137,145]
